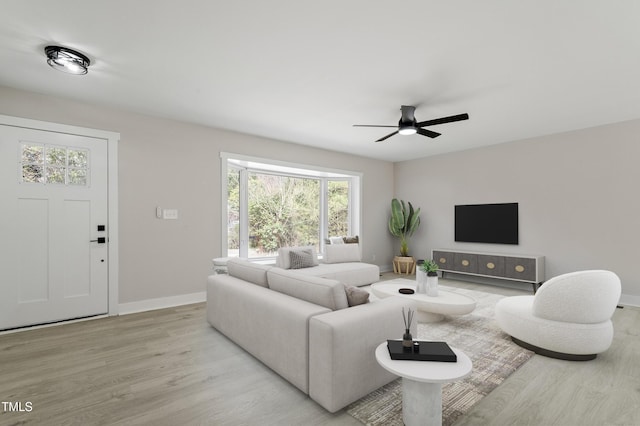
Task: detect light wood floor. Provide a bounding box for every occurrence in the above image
[0,274,638,426]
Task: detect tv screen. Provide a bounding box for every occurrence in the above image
[455,203,518,244]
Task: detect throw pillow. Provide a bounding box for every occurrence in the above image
[345,285,370,306]
[277,246,319,269]
[329,236,345,245]
[343,235,359,244]
[289,249,316,269]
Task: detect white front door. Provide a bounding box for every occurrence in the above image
[0,125,109,330]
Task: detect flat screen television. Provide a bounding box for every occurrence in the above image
[455,203,518,244]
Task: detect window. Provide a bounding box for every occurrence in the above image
[327,180,350,237]
[20,142,89,186]
[222,154,361,260]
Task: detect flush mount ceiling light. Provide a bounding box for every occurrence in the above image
[44,46,90,75]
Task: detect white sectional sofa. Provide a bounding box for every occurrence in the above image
[206,257,416,413]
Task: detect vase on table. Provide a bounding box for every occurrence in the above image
[416,269,427,294]
[402,329,413,348]
[401,307,415,348]
[426,273,439,297]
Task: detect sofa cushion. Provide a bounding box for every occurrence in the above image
[227,258,271,288]
[345,285,369,306]
[290,249,317,269]
[324,243,361,264]
[289,262,380,287]
[267,268,349,311]
[276,246,319,269]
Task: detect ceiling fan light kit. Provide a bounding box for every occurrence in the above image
[353,105,469,143]
[398,127,417,135]
[44,46,90,75]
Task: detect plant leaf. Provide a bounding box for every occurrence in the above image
[405,202,414,234]
[406,207,421,237]
[389,198,404,235]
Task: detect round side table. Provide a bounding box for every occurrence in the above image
[375,342,472,426]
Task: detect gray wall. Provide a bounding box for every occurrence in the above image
[0,86,395,304]
[394,119,640,305]
[4,84,637,306]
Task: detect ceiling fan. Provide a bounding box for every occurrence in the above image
[353,105,469,142]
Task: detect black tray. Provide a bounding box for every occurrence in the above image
[387,340,457,362]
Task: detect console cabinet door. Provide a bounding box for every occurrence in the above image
[454,253,478,274]
[504,257,537,282]
[477,254,505,277]
[433,251,454,270]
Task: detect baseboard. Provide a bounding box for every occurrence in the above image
[379,263,394,273]
[118,291,206,315]
[620,293,640,308]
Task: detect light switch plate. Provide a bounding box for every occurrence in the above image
[163,209,178,220]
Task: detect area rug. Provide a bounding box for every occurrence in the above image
[347,281,534,426]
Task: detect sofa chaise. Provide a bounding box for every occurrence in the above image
[274,244,380,287]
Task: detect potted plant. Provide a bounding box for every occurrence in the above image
[388,199,421,273]
[419,259,439,296]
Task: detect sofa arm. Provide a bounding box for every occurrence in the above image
[207,274,331,394]
[308,297,418,413]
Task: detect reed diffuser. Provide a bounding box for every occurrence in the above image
[402,307,414,348]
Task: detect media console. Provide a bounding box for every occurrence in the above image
[432,249,545,292]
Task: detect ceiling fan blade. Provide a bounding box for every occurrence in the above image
[416,113,469,128]
[375,130,399,142]
[417,128,441,138]
[353,124,397,128]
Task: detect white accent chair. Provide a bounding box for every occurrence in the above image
[495,270,621,360]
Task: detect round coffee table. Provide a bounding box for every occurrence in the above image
[375,342,472,426]
[370,280,476,322]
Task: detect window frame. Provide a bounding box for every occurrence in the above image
[221,152,361,262]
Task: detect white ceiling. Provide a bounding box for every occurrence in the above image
[2,1,640,162]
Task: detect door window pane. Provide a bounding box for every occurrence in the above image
[22,164,44,183]
[68,169,88,186]
[21,144,44,164]
[68,149,88,168]
[46,147,66,166]
[46,167,66,184]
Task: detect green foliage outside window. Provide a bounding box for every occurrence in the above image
[227,168,350,258]
[328,181,349,237]
[248,173,320,255]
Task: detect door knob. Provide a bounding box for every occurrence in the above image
[90,237,106,244]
